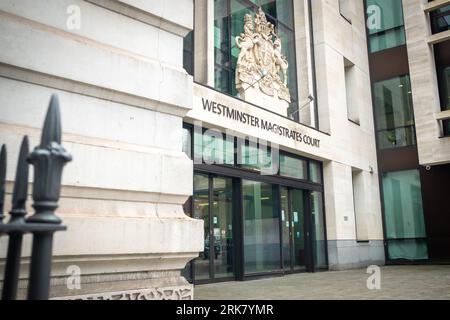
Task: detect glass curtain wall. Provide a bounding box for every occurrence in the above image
[214,0,299,120]
[382,170,428,260]
[366,0,406,53]
[373,75,416,149]
[183,125,328,278]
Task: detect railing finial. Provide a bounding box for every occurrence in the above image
[10,136,29,224]
[41,94,62,147]
[27,94,72,224]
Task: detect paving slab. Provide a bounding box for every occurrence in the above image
[194,265,450,300]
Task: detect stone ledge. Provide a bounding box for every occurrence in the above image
[87,0,192,37]
[423,0,450,13]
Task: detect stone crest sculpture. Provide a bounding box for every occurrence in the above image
[235,8,291,104]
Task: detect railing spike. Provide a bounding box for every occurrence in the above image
[28,94,71,225]
[41,94,62,147]
[10,136,29,223]
[0,144,7,223]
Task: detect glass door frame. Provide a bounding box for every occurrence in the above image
[280,186,314,274]
[191,172,238,285]
[189,164,328,283]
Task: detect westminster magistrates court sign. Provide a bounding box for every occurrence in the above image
[200,97,320,149]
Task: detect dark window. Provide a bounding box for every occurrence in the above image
[434,40,450,137]
[183,31,194,76]
[439,66,450,136]
[373,75,416,149]
[430,4,450,34]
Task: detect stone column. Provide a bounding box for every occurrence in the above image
[194,0,215,87]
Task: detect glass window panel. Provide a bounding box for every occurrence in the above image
[182,127,192,159]
[193,173,211,280]
[387,239,428,260]
[279,154,307,180]
[239,142,274,172]
[275,0,294,28]
[243,180,281,274]
[382,170,427,240]
[215,67,231,94]
[430,5,450,34]
[214,0,230,67]
[291,189,306,270]
[369,27,406,53]
[311,191,327,268]
[367,0,404,34]
[280,187,291,270]
[309,161,322,183]
[440,66,450,136]
[277,24,298,102]
[230,0,255,71]
[382,170,428,261]
[287,101,299,122]
[373,75,416,149]
[248,0,293,28]
[212,177,234,278]
[194,130,235,165]
[366,0,406,52]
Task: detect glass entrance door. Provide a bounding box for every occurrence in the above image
[212,176,234,279]
[193,173,234,282]
[281,187,308,272]
[193,173,210,281]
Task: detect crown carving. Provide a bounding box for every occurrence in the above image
[255,8,275,39]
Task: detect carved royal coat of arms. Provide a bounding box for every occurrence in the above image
[235,8,291,103]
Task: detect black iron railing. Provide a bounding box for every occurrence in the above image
[0,94,72,300]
